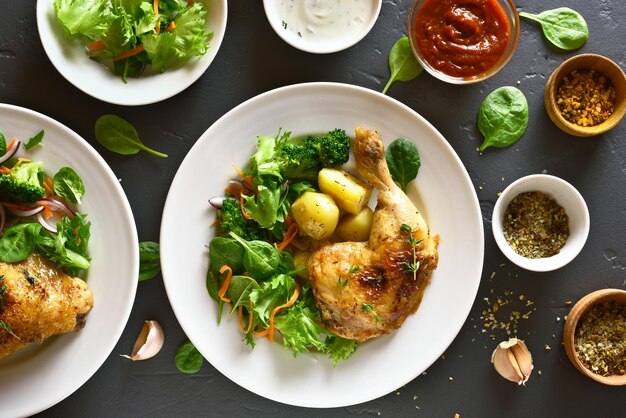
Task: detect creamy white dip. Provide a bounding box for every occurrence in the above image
[275,0,378,43]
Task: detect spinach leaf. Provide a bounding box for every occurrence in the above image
[385,137,421,192]
[138,241,161,281]
[94,114,168,158]
[477,87,529,152]
[36,214,91,276]
[226,275,261,314]
[208,237,244,275]
[113,55,146,83]
[382,37,423,95]
[175,340,203,374]
[53,167,86,204]
[24,130,44,149]
[0,223,42,262]
[205,269,224,324]
[0,130,6,157]
[519,8,588,51]
[229,232,280,280]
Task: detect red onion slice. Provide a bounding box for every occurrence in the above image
[0,204,5,235]
[37,198,74,217]
[0,140,20,165]
[8,205,44,217]
[37,212,57,233]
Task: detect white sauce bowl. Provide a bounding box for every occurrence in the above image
[263,0,382,54]
[492,174,590,272]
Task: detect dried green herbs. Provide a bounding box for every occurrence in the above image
[502,191,570,258]
[575,301,626,376]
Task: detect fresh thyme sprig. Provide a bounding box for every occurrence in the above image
[400,224,422,280]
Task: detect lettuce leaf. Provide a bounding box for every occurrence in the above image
[36,214,91,276]
[54,0,115,40]
[141,2,212,71]
[249,274,295,328]
[274,300,327,355]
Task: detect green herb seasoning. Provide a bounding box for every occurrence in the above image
[575,301,626,376]
[502,191,569,258]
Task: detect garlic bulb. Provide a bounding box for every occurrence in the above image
[491,338,533,385]
[121,320,164,361]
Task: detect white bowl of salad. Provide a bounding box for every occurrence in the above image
[36,0,227,105]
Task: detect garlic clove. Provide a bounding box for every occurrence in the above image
[491,337,533,385]
[121,320,164,361]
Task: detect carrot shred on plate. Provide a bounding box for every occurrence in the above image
[86,39,105,53]
[277,223,298,251]
[239,193,252,220]
[268,282,301,342]
[217,265,233,303]
[238,302,254,334]
[43,177,55,196]
[112,44,145,62]
[41,203,53,220]
[252,328,269,338]
[154,0,161,34]
[6,137,17,153]
[0,166,10,175]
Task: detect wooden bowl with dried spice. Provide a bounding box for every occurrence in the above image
[545,53,626,137]
[563,289,626,385]
[492,174,590,272]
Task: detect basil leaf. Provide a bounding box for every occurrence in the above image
[0,223,42,262]
[478,87,529,152]
[0,130,7,157]
[95,114,168,158]
[382,37,423,95]
[138,241,160,281]
[53,167,85,204]
[24,130,44,149]
[385,137,421,192]
[175,341,203,374]
[519,8,588,51]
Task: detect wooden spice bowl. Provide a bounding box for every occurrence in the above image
[545,54,626,137]
[563,288,626,385]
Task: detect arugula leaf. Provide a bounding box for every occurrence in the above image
[53,167,86,204]
[24,130,44,149]
[175,340,203,374]
[138,241,161,281]
[0,223,43,263]
[382,37,423,95]
[385,137,421,192]
[54,0,115,40]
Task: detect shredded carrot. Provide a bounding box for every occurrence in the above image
[41,203,53,220]
[86,39,105,53]
[112,44,145,62]
[252,328,270,338]
[8,158,31,172]
[43,177,55,196]
[164,21,176,32]
[0,166,9,175]
[285,216,294,226]
[6,137,17,153]
[231,165,255,191]
[237,301,254,334]
[217,265,233,303]
[277,223,299,251]
[224,183,241,197]
[239,193,252,220]
[268,282,301,342]
[154,0,161,33]
[210,218,219,227]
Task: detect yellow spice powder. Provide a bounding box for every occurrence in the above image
[556,69,616,127]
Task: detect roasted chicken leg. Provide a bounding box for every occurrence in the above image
[307,127,439,341]
[0,254,93,358]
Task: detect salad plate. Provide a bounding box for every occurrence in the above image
[0,104,138,418]
[36,0,227,106]
[160,82,484,407]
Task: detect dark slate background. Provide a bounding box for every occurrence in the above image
[1,1,625,417]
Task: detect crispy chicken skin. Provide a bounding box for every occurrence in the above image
[0,254,93,358]
[307,128,439,341]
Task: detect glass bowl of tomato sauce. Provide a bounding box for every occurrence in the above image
[408,0,520,84]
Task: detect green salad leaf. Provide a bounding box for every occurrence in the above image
[53,167,86,204]
[138,241,161,281]
[95,114,168,158]
[228,232,280,280]
[175,340,203,374]
[54,0,115,40]
[382,37,423,95]
[36,214,91,276]
[0,223,43,263]
[478,87,529,152]
[519,8,588,51]
[0,130,6,157]
[385,137,421,192]
[24,130,44,150]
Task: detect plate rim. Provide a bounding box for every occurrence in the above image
[160,82,484,408]
[0,103,139,417]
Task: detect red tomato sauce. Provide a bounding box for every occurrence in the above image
[412,0,511,78]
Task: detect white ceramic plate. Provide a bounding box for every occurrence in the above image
[263,0,381,54]
[160,83,484,408]
[0,104,138,418]
[36,0,227,106]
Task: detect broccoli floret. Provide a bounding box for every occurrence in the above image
[219,198,265,241]
[316,129,350,167]
[0,161,46,203]
[273,129,351,181]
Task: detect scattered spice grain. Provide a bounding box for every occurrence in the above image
[557,69,616,127]
[503,191,569,258]
[575,301,626,377]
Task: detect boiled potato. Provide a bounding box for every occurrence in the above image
[318,168,372,215]
[291,192,339,240]
[292,250,311,279]
[335,207,374,242]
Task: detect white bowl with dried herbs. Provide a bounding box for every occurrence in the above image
[492,174,590,272]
